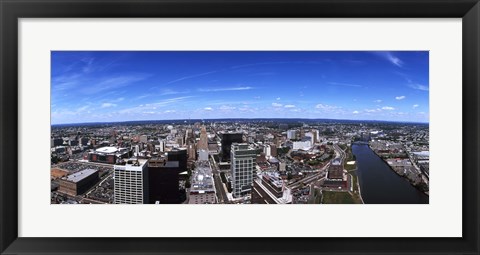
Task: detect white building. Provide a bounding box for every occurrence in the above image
[293,140,312,150]
[305,132,315,144]
[198,149,209,161]
[139,135,148,143]
[263,145,272,157]
[231,143,256,198]
[189,161,216,204]
[287,130,297,140]
[114,158,149,204]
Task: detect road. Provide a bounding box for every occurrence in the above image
[251,182,275,204]
[288,161,330,190]
[209,154,229,203]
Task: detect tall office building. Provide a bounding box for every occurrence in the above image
[231,143,256,198]
[198,126,208,151]
[114,158,149,204]
[167,148,187,173]
[221,132,243,162]
[148,157,181,204]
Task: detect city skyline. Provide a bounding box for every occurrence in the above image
[51,51,429,125]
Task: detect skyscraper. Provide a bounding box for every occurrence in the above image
[231,143,256,198]
[114,158,149,204]
[221,132,243,162]
[198,126,208,151]
[148,157,181,204]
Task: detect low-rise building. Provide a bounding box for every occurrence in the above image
[58,168,99,196]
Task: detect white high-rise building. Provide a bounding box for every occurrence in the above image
[287,130,297,140]
[114,158,149,204]
[231,143,256,198]
[263,145,271,157]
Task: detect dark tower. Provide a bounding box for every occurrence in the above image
[221,133,243,162]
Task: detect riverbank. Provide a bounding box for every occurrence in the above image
[368,144,429,196]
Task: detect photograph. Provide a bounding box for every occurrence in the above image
[50,51,429,205]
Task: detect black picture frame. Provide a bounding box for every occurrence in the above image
[1,0,479,254]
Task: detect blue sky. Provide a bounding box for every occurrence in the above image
[51,51,429,124]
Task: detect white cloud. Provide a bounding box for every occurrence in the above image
[382,106,395,110]
[164,70,218,85]
[315,104,337,110]
[395,96,406,100]
[164,110,176,113]
[328,82,363,87]
[380,52,404,67]
[118,96,193,114]
[204,107,213,111]
[413,104,419,109]
[284,104,296,108]
[76,106,89,112]
[101,103,117,108]
[276,97,281,100]
[272,103,283,107]
[219,105,236,110]
[198,86,253,92]
[408,83,429,91]
[365,108,381,113]
[373,99,382,103]
[352,111,359,114]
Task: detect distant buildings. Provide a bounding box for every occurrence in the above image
[58,168,99,196]
[231,143,256,198]
[114,159,149,204]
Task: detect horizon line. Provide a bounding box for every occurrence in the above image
[51,117,429,126]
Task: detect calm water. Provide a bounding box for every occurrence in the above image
[352,143,429,204]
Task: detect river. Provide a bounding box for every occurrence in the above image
[352,143,429,204]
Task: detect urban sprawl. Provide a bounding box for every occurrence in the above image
[50,119,429,204]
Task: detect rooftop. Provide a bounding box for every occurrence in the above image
[64,168,98,183]
[95,146,119,154]
[190,161,215,193]
[114,158,148,171]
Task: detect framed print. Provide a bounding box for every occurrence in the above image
[1,0,479,254]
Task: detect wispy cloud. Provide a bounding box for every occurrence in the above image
[101,103,117,108]
[158,89,190,96]
[272,103,283,107]
[328,82,363,88]
[118,96,193,114]
[204,107,213,111]
[377,52,403,67]
[382,106,395,110]
[198,86,253,92]
[80,74,150,95]
[352,110,359,114]
[365,108,382,113]
[395,96,406,100]
[219,105,236,110]
[164,70,218,85]
[315,104,338,110]
[230,61,323,69]
[284,105,296,108]
[408,83,429,91]
[413,104,419,109]
[373,99,382,103]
